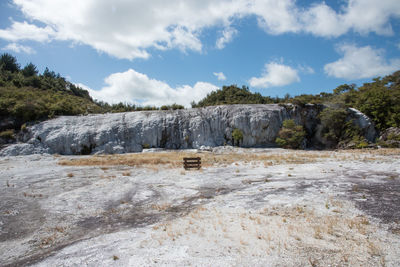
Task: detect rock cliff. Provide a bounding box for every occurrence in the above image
[0,104,377,156]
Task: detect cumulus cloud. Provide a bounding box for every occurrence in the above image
[250,0,301,34]
[324,44,400,80]
[5,0,249,59]
[216,27,238,49]
[249,62,300,88]
[0,20,55,42]
[213,72,227,81]
[0,0,398,59]
[301,0,400,37]
[83,69,218,107]
[2,43,35,54]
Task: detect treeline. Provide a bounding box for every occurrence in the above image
[95,101,184,113]
[192,72,400,132]
[191,85,278,107]
[0,53,184,131]
[1,52,399,135]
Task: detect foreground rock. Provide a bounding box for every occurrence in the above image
[379,127,400,148]
[1,149,400,266]
[0,104,377,156]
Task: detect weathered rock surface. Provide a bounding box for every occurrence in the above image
[0,104,378,156]
[379,127,400,148]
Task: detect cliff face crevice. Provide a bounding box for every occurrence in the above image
[0,104,377,156]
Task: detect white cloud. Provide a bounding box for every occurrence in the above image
[301,3,347,37]
[0,21,55,42]
[2,43,35,54]
[249,62,300,88]
[213,72,227,81]
[301,0,400,37]
[297,64,315,74]
[250,0,301,34]
[83,69,218,107]
[216,27,238,49]
[324,44,400,80]
[0,0,398,59]
[5,0,249,59]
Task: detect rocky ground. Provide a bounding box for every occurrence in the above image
[1,148,400,266]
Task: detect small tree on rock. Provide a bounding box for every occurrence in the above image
[232,128,243,146]
[275,119,306,149]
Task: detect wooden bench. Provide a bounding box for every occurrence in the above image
[183,157,201,170]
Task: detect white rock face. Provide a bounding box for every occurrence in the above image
[0,104,377,156]
[348,108,377,142]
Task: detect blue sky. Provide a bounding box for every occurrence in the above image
[1,0,400,107]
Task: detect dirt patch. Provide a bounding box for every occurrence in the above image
[349,177,400,225]
[0,197,45,242]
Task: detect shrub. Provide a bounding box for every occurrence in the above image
[319,107,348,142]
[352,135,369,149]
[0,129,15,140]
[232,128,243,146]
[142,143,150,149]
[275,119,306,149]
[21,123,27,132]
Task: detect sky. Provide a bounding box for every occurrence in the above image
[0,0,400,107]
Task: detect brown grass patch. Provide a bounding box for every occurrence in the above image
[57,148,400,169]
[58,150,334,168]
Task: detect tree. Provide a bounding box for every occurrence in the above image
[0,53,20,72]
[195,85,274,107]
[22,62,38,77]
[319,107,348,146]
[333,84,356,95]
[232,128,243,146]
[43,67,57,78]
[275,119,306,149]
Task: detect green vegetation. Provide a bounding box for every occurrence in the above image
[275,119,306,149]
[142,143,150,149]
[0,129,15,140]
[1,53,400,150]
[377,128,400,148]
[318,107,370,148]
[0,53,187,131]
[232,128,244,146]
[160,104,184,110]
[194,72,400,133]
[192,85,276,107]
[319,107,349,146]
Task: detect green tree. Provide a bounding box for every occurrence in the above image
[194,85,274,107]
[232,128,243,146]
[22,62,38,77]
[0,53,20,72]
[43,67,57,78]
[275,119,306,149]
[333,84,356,95]
[319,107,348,146]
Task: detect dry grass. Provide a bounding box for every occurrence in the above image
[58,150,336,168]
[146,201,387,266]
[57,148,400,169]
[23,192,43,198]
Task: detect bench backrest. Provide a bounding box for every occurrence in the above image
[183,157,201,170]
